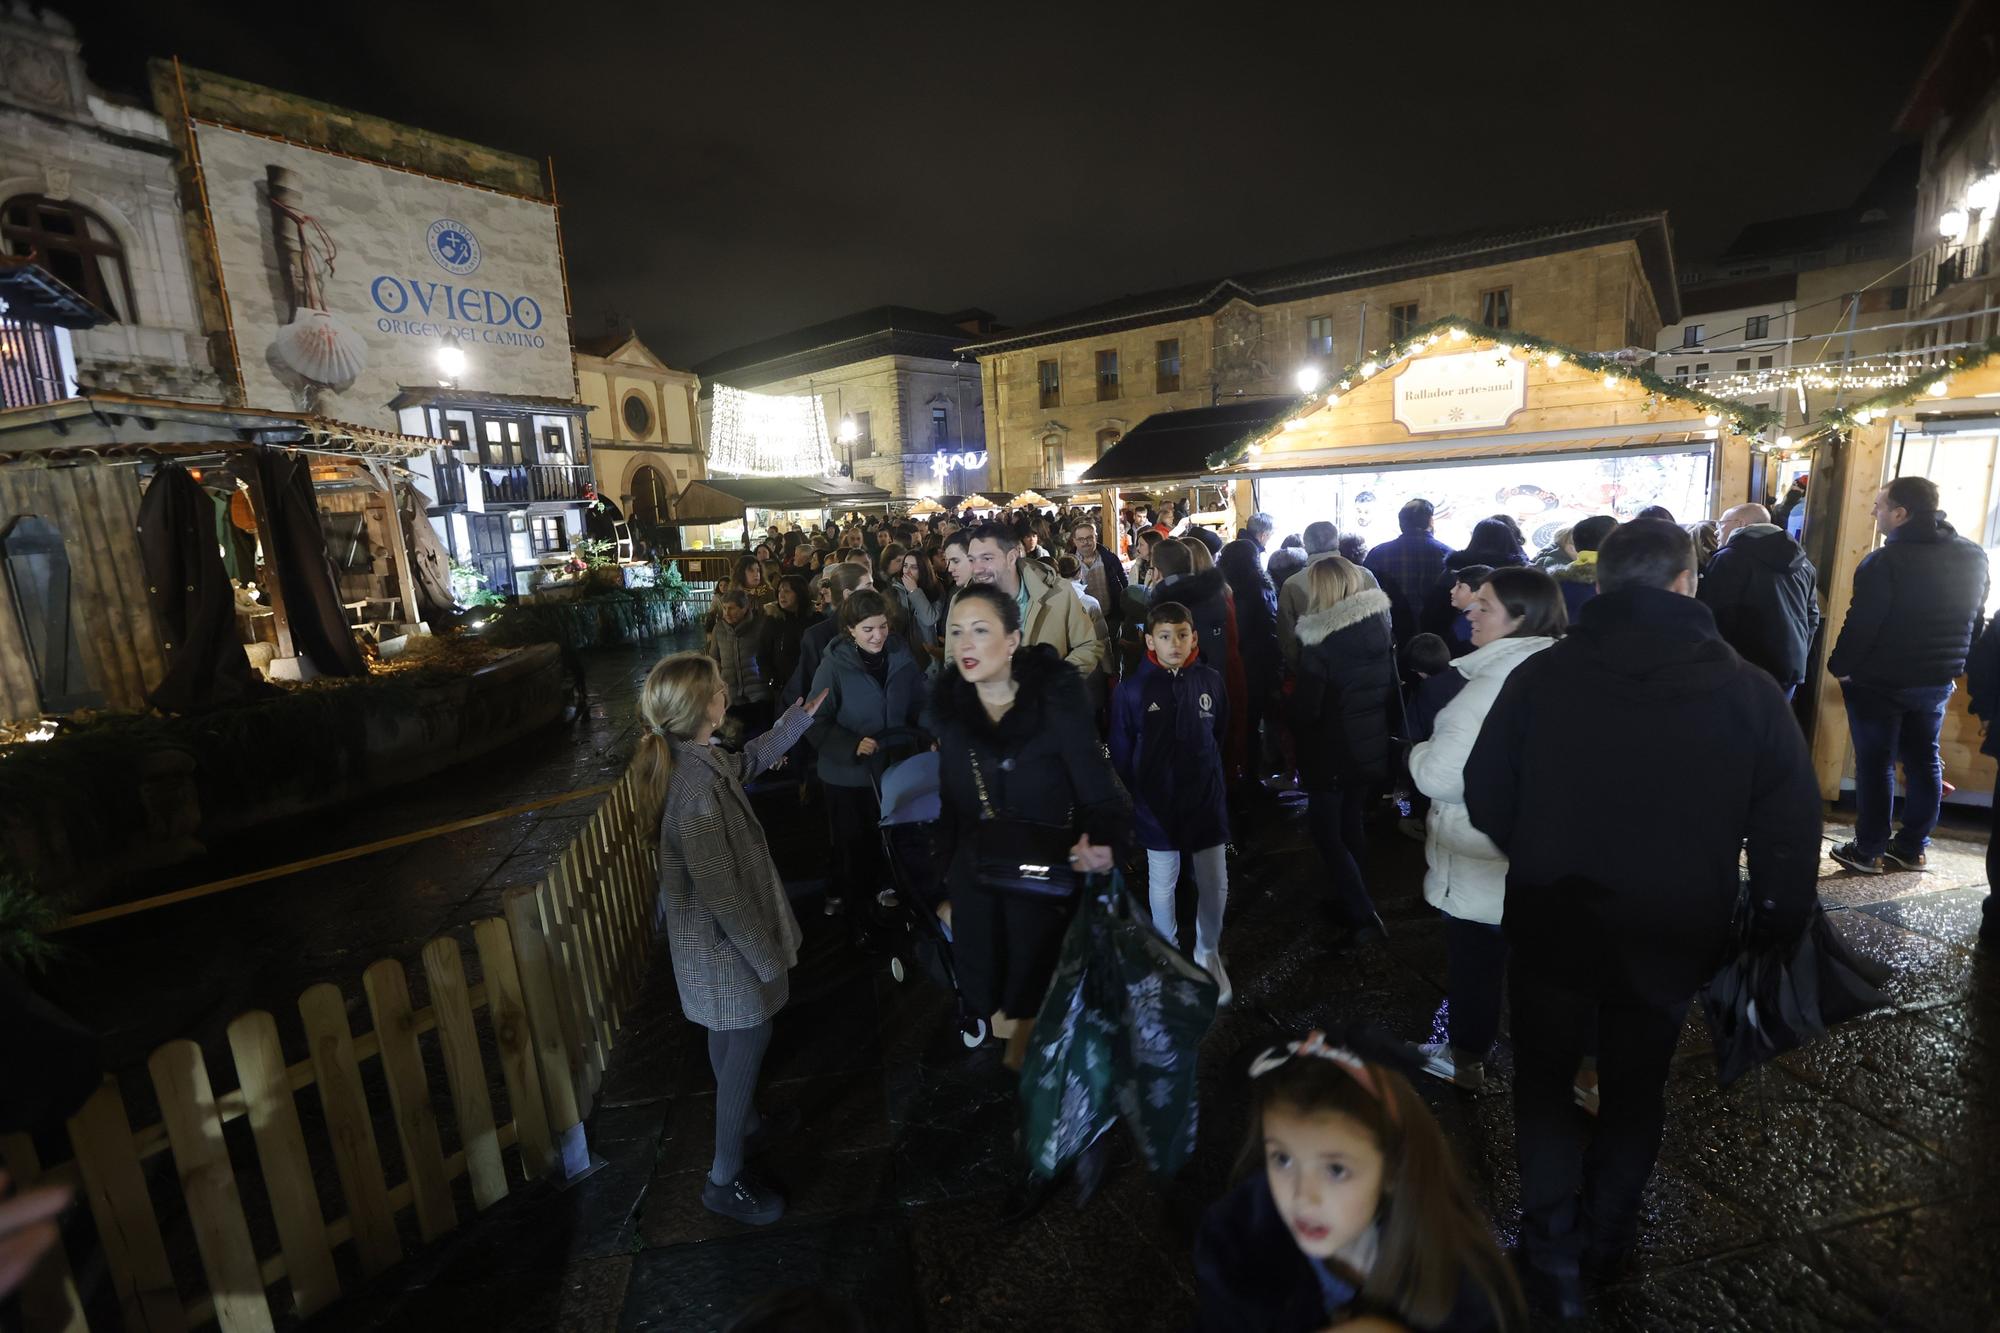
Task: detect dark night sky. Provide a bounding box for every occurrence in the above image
[55,0,1962,365]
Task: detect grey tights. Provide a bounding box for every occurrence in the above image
[706,1021,772,1185]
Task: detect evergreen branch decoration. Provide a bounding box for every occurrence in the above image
[1203,318,1782,470]
[1813,335,2000,440]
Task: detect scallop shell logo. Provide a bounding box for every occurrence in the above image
[427,219,482,276]
[1199,692,1213,711]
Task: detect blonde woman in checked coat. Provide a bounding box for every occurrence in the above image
[633,651,826,1228]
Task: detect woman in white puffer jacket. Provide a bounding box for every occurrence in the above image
[1407,566,1568,1090]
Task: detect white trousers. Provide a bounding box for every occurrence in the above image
[1146,844,1229,959]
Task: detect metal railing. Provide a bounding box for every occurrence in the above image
[0,311,66,409]
[529,463,592,502]
[429,451,467,506]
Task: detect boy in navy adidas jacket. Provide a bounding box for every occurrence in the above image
[1110,601,1234,1003]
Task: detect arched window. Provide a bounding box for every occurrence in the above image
[1095,427,1121,458]
[1,195,134,322]
[630,465,670,528]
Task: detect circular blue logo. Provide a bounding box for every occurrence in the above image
[426,219,482,276]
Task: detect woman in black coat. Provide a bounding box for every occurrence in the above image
[1421,518,1525,645]
[761,576,813,701]
[1218,539,1281,772]
[931,584,1131,1068]
[1290,556,1402,942]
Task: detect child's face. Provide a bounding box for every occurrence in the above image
[1262,1103,1385,1263]
[1449,580,1476,611]
[1146,621,1197,669]
[720,601,748,626]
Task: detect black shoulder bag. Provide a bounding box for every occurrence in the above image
[968,748,1079,900]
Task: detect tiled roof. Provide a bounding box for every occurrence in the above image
[959,214,1680,356]
[694,306,997,386]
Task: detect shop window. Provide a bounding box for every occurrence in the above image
[1479,287,1512,329]
[1389,303,1419,340]
[932,405,948,447]
[1096,349,1120,401]
[621,392,653,438]
[1682,324,1704,347]
[1,515,97,711]
[530,515,566,554]
[1156,339,1181,393]
[1306,315,1333,359]
[1038,359,1060,408]
[1745,314,1770,340]
[0,195,135,322]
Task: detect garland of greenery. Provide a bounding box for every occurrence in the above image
[1203,317,1782,470]
[1813,335,2000,438]
[483,583,693,652]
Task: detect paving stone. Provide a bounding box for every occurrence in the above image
[1861,885,1993,950]
[1824,908,1978,1012]
[1776,1012,2000,1170]
[1588,1237,1897,1332]
[1812,1197,2000,1333]
[621,1213,919,1333]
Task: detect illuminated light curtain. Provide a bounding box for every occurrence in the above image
[707,384,836,477]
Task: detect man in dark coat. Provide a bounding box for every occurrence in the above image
[1964,615,2000,947]
[1362,498,1452,646]
[1699,502,1821,699]
[1463,519,1822,1317]
[1826,475,1989,874]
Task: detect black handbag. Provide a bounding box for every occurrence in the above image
[968,749,1078,900]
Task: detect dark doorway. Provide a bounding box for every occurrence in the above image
[467,513,512,593]
[631,465,670,528]
[2,515,100,711]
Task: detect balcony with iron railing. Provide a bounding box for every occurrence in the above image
[0,310,67,410]
[436,458,592,508]
[1926,241,1990,303]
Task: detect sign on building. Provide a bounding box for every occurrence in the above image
[1391,350,1527,434]
[192,124,574,431]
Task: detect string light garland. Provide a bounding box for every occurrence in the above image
[1812,334,2000,440]
[706,383,837,477]
[1203,317,1780,470]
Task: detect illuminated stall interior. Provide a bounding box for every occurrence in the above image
[1211,322,1769,548]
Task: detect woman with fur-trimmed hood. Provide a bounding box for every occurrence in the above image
[1291,556,1402,944]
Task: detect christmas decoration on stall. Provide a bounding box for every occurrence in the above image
[707,383,837,477]
[1204,318,1781,471]
[1812,335,2000,441]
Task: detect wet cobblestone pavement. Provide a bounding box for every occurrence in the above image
[40,641,1999,1331]
[286,703,2000,1332]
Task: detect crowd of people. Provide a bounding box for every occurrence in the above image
[636,475,1994,1330]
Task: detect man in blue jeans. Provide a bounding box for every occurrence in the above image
[1827,476,1989,874]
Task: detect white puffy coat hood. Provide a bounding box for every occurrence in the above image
[1407,634,1556,924]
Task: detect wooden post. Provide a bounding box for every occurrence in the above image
[233,456,296,662]
[361,960,456,1242]
[366,460,426,627]
[148,1040,275,1333]
[472,916,557,1180]
[298,983,402,1277]
[66,1079,187,1333]
[225,1012,341,1318]
[421,937,508,1210]
[503,887,585,1135]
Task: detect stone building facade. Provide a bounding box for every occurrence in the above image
[576,329,704,530]
[959,216,1679,492]
[694,306,995,498]
[1899,0,2000,351]
[0,8,219,400]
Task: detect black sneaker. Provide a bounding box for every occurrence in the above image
[1829,842,1884,875]
[1881,845,1928,871]
[701,1171,785,1225]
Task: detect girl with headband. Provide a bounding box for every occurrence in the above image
[1194,1032,1525,1332]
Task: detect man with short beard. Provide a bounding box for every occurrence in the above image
[965,523,1102,675]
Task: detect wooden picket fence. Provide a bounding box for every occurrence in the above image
[1,770,658,1333]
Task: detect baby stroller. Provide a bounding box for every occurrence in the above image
[871,728,988,1048]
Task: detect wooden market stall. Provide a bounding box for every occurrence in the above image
[1799,350,2000,803]
[1202,322,1768,553]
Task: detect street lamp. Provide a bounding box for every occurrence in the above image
[435,338,467,385]
[1295,365,1323,394]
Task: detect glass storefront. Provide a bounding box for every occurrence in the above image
[1254,446,1716,557]
[1887,427,2000,616]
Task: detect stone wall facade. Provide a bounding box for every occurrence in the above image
[576,333,706,521]
[975,241,1663,491]
[0,10,220,399]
